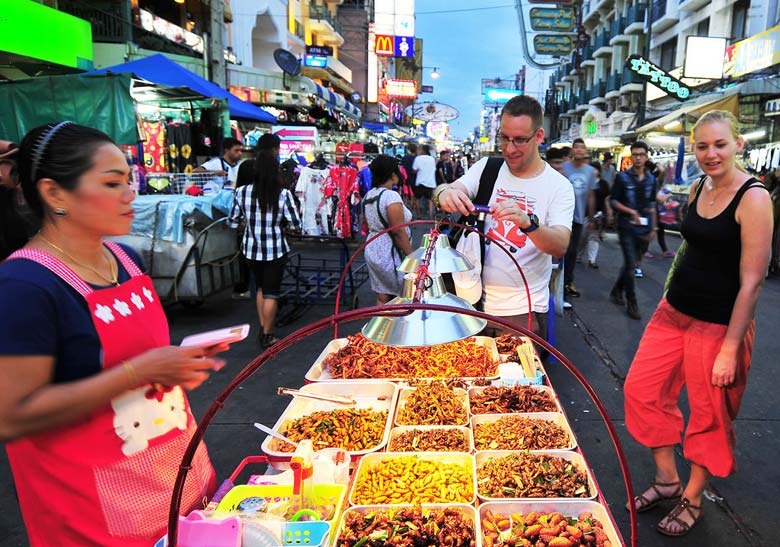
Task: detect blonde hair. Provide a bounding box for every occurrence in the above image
[692,109,746,172]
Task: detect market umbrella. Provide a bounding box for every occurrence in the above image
[674,136,685,184]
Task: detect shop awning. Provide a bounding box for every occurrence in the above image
[299,77,361,120]
[87,54,276,123]
[635,94,739,134]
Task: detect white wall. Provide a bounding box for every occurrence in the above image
[230,0,288,70]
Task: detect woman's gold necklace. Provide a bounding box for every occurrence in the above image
[38,233,119,286]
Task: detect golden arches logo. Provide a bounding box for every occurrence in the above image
[375,35,394,56]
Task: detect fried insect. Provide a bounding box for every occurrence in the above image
[272,408,387,453]
[337,505,477,547]
[389,428,470,452]
[473,415,571,450]
[470,385,559,414]
[351,455,474,505]
[324,334,498,379]
[397,381,468,426]
[494,334,523,354]
[477,452,590,499]
[481,509,612,546]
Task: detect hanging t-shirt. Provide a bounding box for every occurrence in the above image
[459,158,574,315]
[166,123,195,174]
[295,166,331,235]
[140,121,167,173]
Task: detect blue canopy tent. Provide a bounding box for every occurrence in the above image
[87,54,275,123]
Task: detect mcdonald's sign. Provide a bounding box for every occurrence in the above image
[375,34,394,56]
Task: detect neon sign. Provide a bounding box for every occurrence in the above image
[625,55,690,101]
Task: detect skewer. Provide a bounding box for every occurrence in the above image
[277,387,357,406]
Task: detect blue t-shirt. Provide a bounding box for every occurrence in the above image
[0,244,145,384]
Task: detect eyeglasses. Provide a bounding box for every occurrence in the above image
[497,131,538,148]
[631,152,647,158]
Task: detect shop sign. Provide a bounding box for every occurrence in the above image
[625,55,690,101]
[139,9,204,54]
[421,85,434,93]
[484,88,523,103]
[375,35,395,56]
[528,0,575,5]
[723,25,780,78]
[394,36,415,58]
[384,79,417,98]
[272,126,318,159]
[766,98,780,117]
[533,35,574,56]
[303,54,328,68]
[306,45,333,57]
[228,85,261,104]
[529,8,575,32]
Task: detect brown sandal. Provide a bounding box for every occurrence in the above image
[626,480,683,513]
[656,497,703,537]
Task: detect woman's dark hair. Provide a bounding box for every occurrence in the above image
[17,122,115,219]
[251,147,283,212]
[369,154,401,187]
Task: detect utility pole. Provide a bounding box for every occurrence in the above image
[209,0,226,87]
[637,1,654,127]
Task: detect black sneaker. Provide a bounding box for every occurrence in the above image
[259,333,281,348]
[627,298,641,320]
[610,287,626,306]
[588,261,599,269]
[565,284,581,297]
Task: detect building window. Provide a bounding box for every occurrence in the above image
[731,0,749,42]
[696,17,710,36]
[660,38,676,70]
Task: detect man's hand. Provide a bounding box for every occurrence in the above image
[491,200,530,229]
[437,186,474,216]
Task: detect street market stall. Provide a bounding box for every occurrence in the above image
[158,222,636,547]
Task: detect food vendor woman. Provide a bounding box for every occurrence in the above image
[0,122,227,546]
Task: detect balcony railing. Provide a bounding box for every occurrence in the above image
[621,68,643,85]
[581,44,594,60]
[606,72,622,92]
[591,80,607,99]
[58,0,130,43]
[610,17,626,36]
[578,87,589,104]
[310,4,343,34]
[651,0,667,22]
[626,3,647,25]
[594,31,609,49]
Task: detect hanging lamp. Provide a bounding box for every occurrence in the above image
[398,232,474,274]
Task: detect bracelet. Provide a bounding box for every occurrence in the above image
[433,186,451,208]
[122,362,139,386]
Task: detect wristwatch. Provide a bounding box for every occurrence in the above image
[433,186,450,208]
[519,213,540,234]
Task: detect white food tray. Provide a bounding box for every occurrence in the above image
[304,336,500,383]
[471,412,577,451]
[475,449,598,501]
[387,425,474,453]
[394,386,470,426]
[467,384,563,415]
[260,381,398,469]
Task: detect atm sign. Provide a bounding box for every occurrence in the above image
[375,34,394,56]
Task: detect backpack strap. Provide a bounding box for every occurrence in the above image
[473,157,504,264]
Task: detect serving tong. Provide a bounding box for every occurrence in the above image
[277,387,357,406]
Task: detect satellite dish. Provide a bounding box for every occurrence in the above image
[350,91,362,104]
[273,48,301,76]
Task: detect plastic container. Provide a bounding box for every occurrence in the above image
[333,504,480,547]
[468,384,562,415]
[349,452,477,506]
[471,412,577,451]
[497,361,545,386]
[387,425,474,453]
[478,500,625,547]
[474,450,598,501]
[394,386,470,427]
[303,336,500,383]
[214,483,347,537]
[261,381,398,468]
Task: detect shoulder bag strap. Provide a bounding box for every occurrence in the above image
[474,157,504,264]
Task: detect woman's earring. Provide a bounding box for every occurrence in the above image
[54,208,67,216]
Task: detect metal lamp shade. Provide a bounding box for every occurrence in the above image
[398,233,474,274]
[361,273,486,346]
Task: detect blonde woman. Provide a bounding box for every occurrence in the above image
[623,111,772,536]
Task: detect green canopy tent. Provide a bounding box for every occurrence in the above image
[0,72,229,145]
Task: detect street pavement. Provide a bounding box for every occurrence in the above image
[1,230,778,546]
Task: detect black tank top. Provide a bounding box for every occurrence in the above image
[666,177,766,325]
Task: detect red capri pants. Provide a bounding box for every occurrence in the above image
[624,298,754,478]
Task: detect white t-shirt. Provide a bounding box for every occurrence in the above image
[295,166,331,235]
[412,154,437,188]
[458,158,575,315]
[200,157,241,186]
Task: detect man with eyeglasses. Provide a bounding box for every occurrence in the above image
[433,95,574,338]
[608,140,658,320]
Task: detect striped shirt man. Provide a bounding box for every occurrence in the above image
[228,186,301,261]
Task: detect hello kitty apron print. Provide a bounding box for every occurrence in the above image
[5,243,215,547]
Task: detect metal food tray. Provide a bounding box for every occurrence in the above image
[468,384,563,415]
[348,452,477,506]
[387,425,474,453]
[394,387,470,427]
[470,412,577,451]
[474,450,598,502]
[303,336,500,383]
[478,500,625,547]
[334,504,481,547]
[260,381,399,469]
